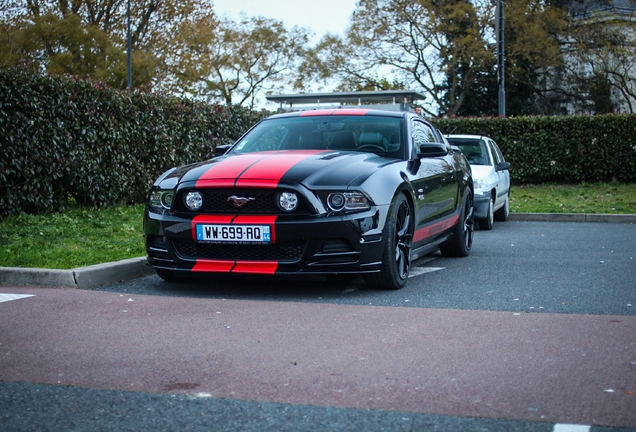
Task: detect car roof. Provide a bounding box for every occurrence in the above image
[266,108,412,120]
[446,134,489,140]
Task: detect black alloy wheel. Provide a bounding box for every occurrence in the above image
[440,189,474,257]
[364,193,413,290]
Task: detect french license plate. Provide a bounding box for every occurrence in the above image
[195,224,271,243]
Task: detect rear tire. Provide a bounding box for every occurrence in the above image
[440,189,474,257]
[363,194,413,290]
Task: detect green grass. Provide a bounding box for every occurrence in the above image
[0,183,634,269]
[510,182,636,214]
[0,204,145,269]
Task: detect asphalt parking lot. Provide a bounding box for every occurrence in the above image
[1,219,635,431]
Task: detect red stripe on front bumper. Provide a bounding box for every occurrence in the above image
[192,260,235,273]
[192,260,278,274]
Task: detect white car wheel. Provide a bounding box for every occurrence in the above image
[495,193,510,222]
[479,196,494,230]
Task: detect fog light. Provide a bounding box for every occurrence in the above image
[185,191,203,211]
[278,192,298,212]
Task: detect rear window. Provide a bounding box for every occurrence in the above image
[447,138,489,165]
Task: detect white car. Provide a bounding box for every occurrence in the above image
[446,135,511,230]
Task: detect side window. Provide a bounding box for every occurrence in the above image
[492,141,505,163]
[488,140,502,164]
[411,120,437,154]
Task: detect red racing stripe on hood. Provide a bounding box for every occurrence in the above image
[196,151,326,188]
[235,150,326,187]
[195,153,269,188]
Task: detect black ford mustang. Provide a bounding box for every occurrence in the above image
[144,109,474,290]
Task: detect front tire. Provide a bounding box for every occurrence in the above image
[494,193,510,222]
[440,189,474,257]
[364,193,413,290]
[478,196,494,230]
[155,268,183,282]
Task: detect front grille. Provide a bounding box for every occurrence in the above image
[174,189,311,214]
[172,240,305,262]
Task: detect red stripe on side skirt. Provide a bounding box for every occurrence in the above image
[413,214,460,243]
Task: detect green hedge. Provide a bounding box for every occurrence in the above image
[2,67,635,217]
[0,69,266,217]
[433,115,636,184]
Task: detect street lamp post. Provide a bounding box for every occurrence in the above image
[496,0,505,117]
[127,0,132,89]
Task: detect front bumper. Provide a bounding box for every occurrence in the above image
[144,207,388,276]
[473,191,490,219]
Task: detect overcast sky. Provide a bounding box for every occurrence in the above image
[212,0,358,42]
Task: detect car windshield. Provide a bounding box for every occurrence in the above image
[229,116,405,159]
[448,138,490,166]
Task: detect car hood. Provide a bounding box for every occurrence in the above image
[160,150,398,189]
[469,164,495,180]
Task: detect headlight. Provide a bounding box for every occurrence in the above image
[185,191,203,211]
[149,189,174,210]
[327,192,370,212]
[277,191,298,212]
[473,178,486,190]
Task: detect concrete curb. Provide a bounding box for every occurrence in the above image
[1,213,633,289]
[0,257,155,289]
[509,212,636,223]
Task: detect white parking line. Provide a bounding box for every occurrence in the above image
[0,294,35,303]
[553,424,591,432]
[408,267,445,278]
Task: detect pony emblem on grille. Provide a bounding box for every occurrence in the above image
[227,195,256,208]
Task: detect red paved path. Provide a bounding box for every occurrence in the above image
[1,287,635,428]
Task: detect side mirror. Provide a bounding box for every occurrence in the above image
[418,143,449,158]
[214,144,232,157]
[496,161,510,171]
